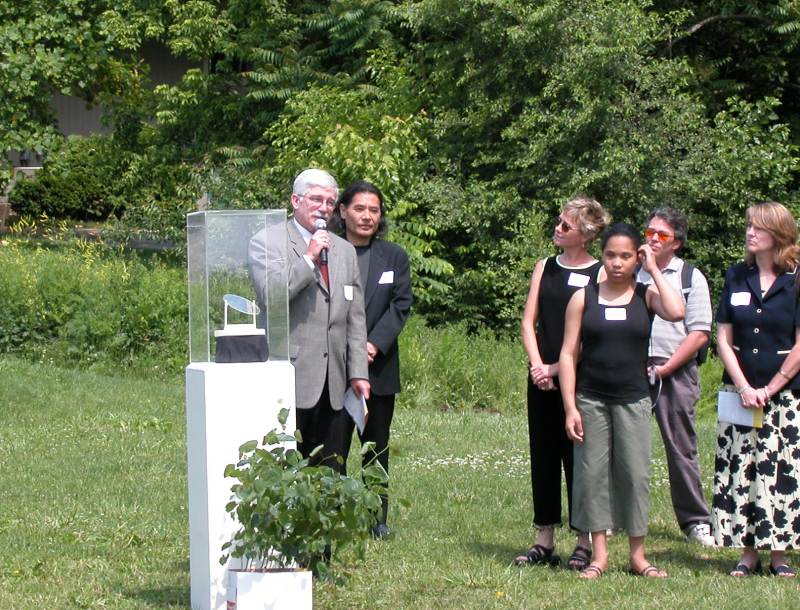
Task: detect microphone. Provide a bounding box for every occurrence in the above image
[314,218,328,264]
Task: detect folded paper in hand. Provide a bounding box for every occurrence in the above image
[717,390,763,428]
[343,388,369,434]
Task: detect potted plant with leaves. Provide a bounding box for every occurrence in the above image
[221,407,387,609]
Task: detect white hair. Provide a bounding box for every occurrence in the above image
[292,168,338,198]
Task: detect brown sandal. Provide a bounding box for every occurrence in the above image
[579,563,604,579]
[630,564,668,578]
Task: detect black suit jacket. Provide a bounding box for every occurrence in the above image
[717,261,800,389]
[362,238,413,396]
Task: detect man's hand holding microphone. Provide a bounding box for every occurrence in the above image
[307,217,330,263]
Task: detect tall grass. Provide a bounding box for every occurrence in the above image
[0,238,186,376]
[399,317,525,413]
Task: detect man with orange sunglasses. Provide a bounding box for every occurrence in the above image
[637,207,715,547]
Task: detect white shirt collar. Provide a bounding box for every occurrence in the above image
[662,255,682,273]
[292,218,313,244]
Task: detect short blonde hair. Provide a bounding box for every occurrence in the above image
[745,201,800,271]
[563,196,611,242]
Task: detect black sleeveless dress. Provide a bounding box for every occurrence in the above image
[577,282,654,402]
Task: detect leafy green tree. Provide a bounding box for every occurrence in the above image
[651,1,800,132]
[4,0,799,331]
[0,0,147,155]
[404,0,798,325]
[102,0,408,241]
[252,49,454,306]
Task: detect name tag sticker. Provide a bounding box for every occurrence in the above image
[605,307,627,321]
[730,291,751,306]
[378,270,394,284]
[344,285,354,301]
[567,272,590,288]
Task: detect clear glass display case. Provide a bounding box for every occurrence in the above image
[187,210,289,363]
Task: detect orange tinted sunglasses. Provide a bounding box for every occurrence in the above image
[644,228,672,243]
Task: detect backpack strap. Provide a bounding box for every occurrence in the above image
[680,262,694,299]
[679,261,710,365]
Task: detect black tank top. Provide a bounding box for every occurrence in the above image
[536,256,602,364]
[577,282,654,401]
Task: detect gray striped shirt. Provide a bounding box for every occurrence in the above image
[636,256,712,359]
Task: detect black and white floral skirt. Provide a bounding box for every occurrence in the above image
[712,388,800,550]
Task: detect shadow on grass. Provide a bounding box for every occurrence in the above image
[647,548,735,576]
[124,561,190,609]
[124,585,190,608]
[634,524,738,575]
[461,540,537,566]
[462,525,741,575]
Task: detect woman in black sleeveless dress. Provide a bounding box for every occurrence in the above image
[515,197,609,569]
[559,223,684,579]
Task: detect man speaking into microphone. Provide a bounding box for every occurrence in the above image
[248,168,370,473]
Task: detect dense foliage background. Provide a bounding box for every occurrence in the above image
[3,0,800,331]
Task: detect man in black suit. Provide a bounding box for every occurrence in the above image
[333,180,413,538]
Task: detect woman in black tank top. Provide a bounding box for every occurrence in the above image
[515,197,609,569]
[559,223,685,579]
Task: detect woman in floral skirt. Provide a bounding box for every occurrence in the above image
[713,201,800,578]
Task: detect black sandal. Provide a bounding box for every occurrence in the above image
[514,544,560,567]
[730,559,762,577]
[769,563,796,578]
[566,545,592,571]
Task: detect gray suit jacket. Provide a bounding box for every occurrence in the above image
[248,219,369,409]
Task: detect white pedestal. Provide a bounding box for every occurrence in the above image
[226,569,312,610]
[186,361,296,610]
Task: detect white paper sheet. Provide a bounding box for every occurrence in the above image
[343,387,369,434]
[717,390,763,428]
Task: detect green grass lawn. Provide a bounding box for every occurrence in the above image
[0,356,797,609]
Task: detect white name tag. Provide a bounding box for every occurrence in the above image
[344,285,354,301]
[378,270,394,284]
[730,291,751,306]
[605,307,627,321]
[567,272,590,288]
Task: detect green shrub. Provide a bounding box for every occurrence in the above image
[8,135,123,221]
[0,238,529,407]
[7,179,48,217]
[104,150,197,244]
[0,239,186,375]
[398,317,526,413]
[223,409,387,576]
[2,237,726,417]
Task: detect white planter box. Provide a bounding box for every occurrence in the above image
[226,569,312,610]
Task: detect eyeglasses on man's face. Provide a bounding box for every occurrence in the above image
[644,228,673,243]
[303,194,337,209]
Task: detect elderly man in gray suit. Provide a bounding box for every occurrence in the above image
[248,168,370,473]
